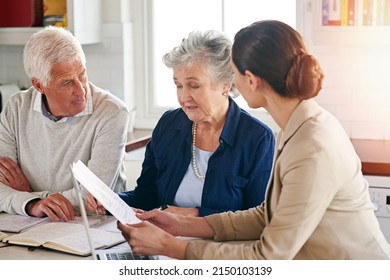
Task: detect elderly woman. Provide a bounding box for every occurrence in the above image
[88,30,275,217]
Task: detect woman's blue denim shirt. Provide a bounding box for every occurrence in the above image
[119,98,275,216]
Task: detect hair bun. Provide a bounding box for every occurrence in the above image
[286,53,324,99]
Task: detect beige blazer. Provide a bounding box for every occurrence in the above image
[186,100,390,259]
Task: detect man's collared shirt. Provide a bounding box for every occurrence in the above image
[32,89,93,122]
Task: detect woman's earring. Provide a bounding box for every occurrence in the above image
[222,90,228,96]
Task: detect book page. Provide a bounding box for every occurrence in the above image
[3,222,85,247]
[44,227,124,256]
[68,214,112,227]
[0,213,49,233]
[71,161,141,224]
[93,216,121,233]
[3,222,125,256]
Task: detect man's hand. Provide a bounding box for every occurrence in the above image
[25,193,75,222]
[0,157,32,192]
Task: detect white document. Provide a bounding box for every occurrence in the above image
[0,213,49,233]
[71,160,141,225]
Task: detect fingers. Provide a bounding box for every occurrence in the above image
[38,194,75,222]
[117,222,143,245]
[95,200,105,214]
[0,156,23,179]
[0,157,31,192]
[164,206,199,216]
[3,156,23,176]
[132,207,146,214]
[0,157,15,183]
[117,221,133,242]
[117,221,126,231]
[85,193,98,213]
[0,171,9,185]
[117,221,172,257]
[136,208,161,220]
[117,222,143,238]
[85,193,105,215]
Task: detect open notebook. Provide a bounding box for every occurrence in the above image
[71,161,153,260]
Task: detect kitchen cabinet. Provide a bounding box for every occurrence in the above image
[309,0,390,46]
[0,0,101,45]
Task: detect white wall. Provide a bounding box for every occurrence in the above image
[2,1,390,140]
[297,0,390,140]
[312,45,390,140]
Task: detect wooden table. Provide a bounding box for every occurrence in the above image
[126,129,152,153]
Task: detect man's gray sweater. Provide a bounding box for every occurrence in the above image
[0,82,129,215]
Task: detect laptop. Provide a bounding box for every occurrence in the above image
[95,247,151,260]
[71,164,153,260]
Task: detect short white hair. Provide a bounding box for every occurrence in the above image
[23,26,86,86]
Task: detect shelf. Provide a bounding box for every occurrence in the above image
[311,0,390,46]
[0,0,101,45]
[0,27,42,45]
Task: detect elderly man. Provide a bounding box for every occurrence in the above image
[0,26,129,221]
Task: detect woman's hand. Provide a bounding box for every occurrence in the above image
[137,209,215,239]
[136,209,182,236]
[117,209,214,258]
[162,205,199,216]
[132,207,146,214]
[85,193,106,215]
[117,220,189,259]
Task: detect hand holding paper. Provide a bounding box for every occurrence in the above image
[71,160,141,224]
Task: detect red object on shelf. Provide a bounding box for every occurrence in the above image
[0,0,43,27]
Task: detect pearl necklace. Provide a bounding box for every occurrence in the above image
[192,123,206,180]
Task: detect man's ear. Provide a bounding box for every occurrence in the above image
[31,78,44,94]
[245,70,262,92]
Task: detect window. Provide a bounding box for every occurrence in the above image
[132,0,296,128]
